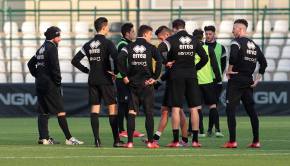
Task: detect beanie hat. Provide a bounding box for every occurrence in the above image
[44,26,61,40]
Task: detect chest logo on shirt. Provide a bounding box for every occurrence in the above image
[247,41,256,50]
[89,40,101,54]
[179,36,192,44]
[39,47,45,54]
[36,46,45,67]
[36,47,45,60]
[246,41,257,56]
[179,36,193,50]
[132,45,147,66]
[133,45,146,54]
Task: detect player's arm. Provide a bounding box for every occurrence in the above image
[71,47,89,74]
[47,46,62,85]
[208,47,222,83]
[108,40,119,75]
[27,55,37,77]
[195,40,208,70]
[152,46,163,80]
[227,41,240,78]
[251,47,268,87]
[157,41,170,64]
[221,45,227,73]
[117,47,129,83]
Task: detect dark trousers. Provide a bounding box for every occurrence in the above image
[226,80,259,143]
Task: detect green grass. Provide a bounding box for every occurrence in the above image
[0,116,290,166]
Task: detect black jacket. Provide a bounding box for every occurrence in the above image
[71,34,118,85]
[159,30,208,79]
[117,38,162,87]
[229,37,267,83]
[117,37,132,53]
[27,40,62,89]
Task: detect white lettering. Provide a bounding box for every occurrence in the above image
[0,93,37,105]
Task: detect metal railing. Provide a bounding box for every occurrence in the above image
[0,4,290,82]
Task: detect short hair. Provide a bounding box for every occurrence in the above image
[204,25,216,32]
[172,19,185,30]
[234,19,248,28]
[155,25,172,36]
[94,17,108,32]
[121,23,134,37]
[137,25,153,37]
[192,29,204,41]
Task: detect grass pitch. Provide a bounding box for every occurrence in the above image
[0,116,289,166]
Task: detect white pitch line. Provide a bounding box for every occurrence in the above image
[0,153,290,159]
[0,146,290,153]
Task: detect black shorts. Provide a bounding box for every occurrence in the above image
[89,84,116,105]
[162,81,172,107]
[128,85,154,114]
[37,85,64,115]
[116,78,130,103]
[170,78,201,108]
[199,83,217,105]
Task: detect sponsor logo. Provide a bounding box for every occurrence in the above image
[89,40,101,54]
[90,57,101,61]
[0,93,37,106]
[90,41,101,49]
[220,90,288,106]
[179,36,192,44]
[179,36,194,50]
[246,41,257,56]
[133,45,146,54]
[247,41,256,50]
[131,61,147,66]
[39,47,45,54]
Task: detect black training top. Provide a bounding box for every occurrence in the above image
[71,34,118,85]
[160,30,208,79]
[117,37,162,87]
[229,37,267,83]
[27,40,62,86]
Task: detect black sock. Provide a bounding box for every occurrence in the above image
[117,102,126,132]
[182,137,188,143]
[57,115,72,140]
[226,107,236,142]
[109,115,119,143]
[145,113,154,142]
[214,108,221,132]
[198,110,204,134]
[90,113,100,141]
[208,108,214,132]
[188,113,192,132]
[127,114,135,143]
[192,130,198,142]
[173,129,179,142]
[38,114,49,139]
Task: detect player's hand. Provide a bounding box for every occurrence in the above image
[145,78,156,85]
[226,71,238,79]
[107,71,116,80]
[251,80,259,88]
[123,77,130,84]
[251,74,262,88]
[154,81,162,90]
[166,61,175,68]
